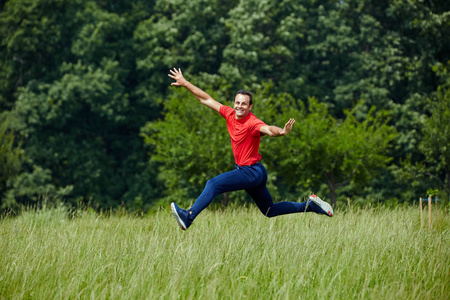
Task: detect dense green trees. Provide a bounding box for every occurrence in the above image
[263,97,397,206]
[1,0,449,210]
[1,0,159,210]
[418,62,450,196]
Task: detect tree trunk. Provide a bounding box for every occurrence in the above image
[329,185,337,208]
[325,172,337,207]
[447,170,450,200]
[222,192,229,210]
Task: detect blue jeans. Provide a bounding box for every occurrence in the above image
[188,163,311,220]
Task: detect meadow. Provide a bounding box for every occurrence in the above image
[1,203,449,299]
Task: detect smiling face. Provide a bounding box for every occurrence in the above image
[233,93,253,119]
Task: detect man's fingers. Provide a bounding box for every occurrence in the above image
[169,68,183,80]
[169,68,184,87]
[284,119,295,135]
[286,118,295,126]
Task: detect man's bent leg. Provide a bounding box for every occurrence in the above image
[189,167,261,220]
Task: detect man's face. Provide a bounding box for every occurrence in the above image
[234,94,252,119]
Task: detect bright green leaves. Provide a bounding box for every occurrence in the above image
[258,92,396,205]
[141,88,233,205]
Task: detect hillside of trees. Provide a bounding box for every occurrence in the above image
[1,0,449,211]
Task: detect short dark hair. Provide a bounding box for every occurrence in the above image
[235,90,253,105]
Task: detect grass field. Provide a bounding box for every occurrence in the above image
[1,203,449,299]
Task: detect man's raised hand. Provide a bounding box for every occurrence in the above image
[168,68,187,86]
[283,118,295,135]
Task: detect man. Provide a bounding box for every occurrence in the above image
[168,68,333,230]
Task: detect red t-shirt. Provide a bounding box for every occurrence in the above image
[219,105,266,166]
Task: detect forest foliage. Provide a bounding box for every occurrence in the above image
[1,0,449,210]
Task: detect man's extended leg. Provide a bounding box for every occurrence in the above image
[246,163,332,217]
[246,184,313,217]
[243,163,309,217]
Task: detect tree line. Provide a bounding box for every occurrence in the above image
[1,0,449,211]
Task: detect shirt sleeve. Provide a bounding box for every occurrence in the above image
[251,119,266,136]
[219,105,233,119]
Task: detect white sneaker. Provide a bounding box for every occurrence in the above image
[308,194,333,217]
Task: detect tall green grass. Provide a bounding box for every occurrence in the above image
[1,204,449,299]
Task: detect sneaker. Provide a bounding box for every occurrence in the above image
[308,194,333,217]
[170,202,192,230]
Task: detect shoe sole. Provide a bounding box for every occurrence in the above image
[170,202,187,230]
[310,195,333,217]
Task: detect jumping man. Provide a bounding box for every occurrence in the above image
[168,68,333,230]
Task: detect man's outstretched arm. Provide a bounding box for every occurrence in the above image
[260,118,295,137]
[168,68,222,113]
